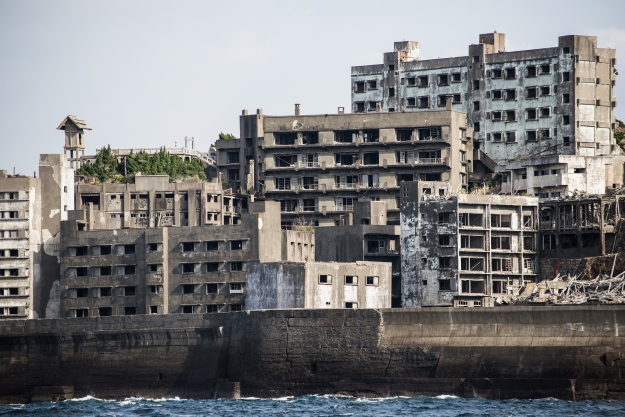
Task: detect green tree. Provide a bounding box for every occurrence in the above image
[218,132,236,140]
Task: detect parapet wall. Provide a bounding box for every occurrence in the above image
[0,306,624,403]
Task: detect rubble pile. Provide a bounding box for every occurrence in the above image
[555,272,625,305]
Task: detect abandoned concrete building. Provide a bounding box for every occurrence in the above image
[400,181,539,307]
[246,260,392,310]
[538,190,625,278]
[314,201,402,307]
[216,106,472,227]
[59,200,286,317]
[0,155,74,319]
[351,33,623,197]
[59,115,90,169]
[76,173,243,229]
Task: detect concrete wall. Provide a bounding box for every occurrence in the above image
[0,306,624,403]
[246,262,306,309]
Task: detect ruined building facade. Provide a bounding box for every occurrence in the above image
[352,33,618,162]
[216,108,472,226]
[400,181,539,307]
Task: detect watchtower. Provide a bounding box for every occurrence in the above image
[57,115,91,169]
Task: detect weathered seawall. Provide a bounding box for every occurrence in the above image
[1,306,624,403]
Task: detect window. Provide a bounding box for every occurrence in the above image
[406,77,416,87]
[473,101,480,111]
[280,199,298,213]
[367,80,377,90]
[438,235,451,246]
[182,242,195,252]
[206,262,220,272]
[492,90,503,100]
[230,304,243,312]
[563,136,570,146]
[541,129,551,139]
[99,307,112,317]
[562,72,570,82]
[526,130,538,141]
[206,241,219,251]
[73,309,88,318]
[124,307,137,316]
[491,236,512,250]
[206,305,220,313]
[562,93,570,103]
[526,65,537,78]
[472,80,480,90]
[438,74,449,86]
[319,274,332,284]
[540,107,551,118]
[417,96,429,109]
[345,302,358,309]
[230,240,244,251]
[230,262,243,272]
[491,214,512,228]
[563,115,570,125]
[562,47,570,54]
[124,286,136,297]
[505,110,516,121]
[473,122,480,132]
[354,81,365,93]
[504,68,516,79]
[182,263,196,273]
[526,87,537,99]
[182,284,195,294]
[149,285,162,294]
[344,276,358,285]
[149,306,158,314]
[206,283,219,294]
[366,276,379,286]
[76,267,88,277]
[148,264,160,273]
[439,257,451,269]
[491,68,502,78]
[505,89,517,101]
[406,97,416,107]
[417,75,429,87]
[452,94,461,104]
[227,152,239,164]
[230,283,244,294]
[540,64,551,74]
[438,212,452,224]
[526,108,537,120]
[388,87,395,97]
[541,86,551,96]
[124,265,136,275]
[76,288,89,298]
[505,131,517,143]
[439,279,451,291]
[147,243,159,251]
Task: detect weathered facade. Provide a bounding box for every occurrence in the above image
[315,201,402,307]
[59,201,283,317]
[400,181,539,307]
[217,107,472,226]
[76,174,242,229]
[352,33,619,164]
[246,261,392,310]
[0,154,73,319]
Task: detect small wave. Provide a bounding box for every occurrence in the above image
[435,395,459,399]
[65,395,113,402]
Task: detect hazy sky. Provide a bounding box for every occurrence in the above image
[1,0,624,175]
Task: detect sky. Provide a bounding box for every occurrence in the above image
[1,0,624,175]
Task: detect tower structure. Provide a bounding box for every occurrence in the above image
[57,115,91,169]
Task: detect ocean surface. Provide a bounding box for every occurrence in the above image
[1,395,625,417]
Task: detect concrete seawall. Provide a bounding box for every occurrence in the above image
[1,306,624,403]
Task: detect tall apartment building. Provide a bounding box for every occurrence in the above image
[352,33,619,164]
[59,200,285,317]
[0,154,74,319]
[216,107,472,226]
[400,181,539,308]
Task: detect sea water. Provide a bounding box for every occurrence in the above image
[1,395,625,417]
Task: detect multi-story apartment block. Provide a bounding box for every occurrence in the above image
[0,154,74,319]
[217,107,472,226]
[351,33,619,166]
[315,201,402,307]
[246,260,392,310]
[400,181,539,308]
[59,200,284,317]
[76,174,243,228]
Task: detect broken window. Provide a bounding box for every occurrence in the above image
[491,213,512,228]
[366,276,379,286]
[473,101,480,111]
[345,276,358,285]
[230,240,244,251]
[526,65,537,78]
[438,212,453,224]
[354,81,365,93]
[362,152,379,165]
[438,235,451,246]
[452,94,461,104]
[123,244,135,255]
[302,132,318,145]
[124,286,136,297]
[274,132,298,145]
[540,107,551,118]
[541,86,551,96]
[437,95,448,107]
[541,129,551,139]
[459,213,483,227]
[523,258,535,273]
[492,280,508,294]
[274,177,292,190]
[461,280,485,294]
[206,241,219,251]
[473,122,480,132]
[504,68,516,79]
[526,130,538,141]
[417,96,429,109]
[473,80,480,90]
[76,267,88,277]
[335,131,358,143]
[439,257,451,269]
[526,108,538,120]
[491,90,503,100]
[438,74,449,86]
[491,236,511,250]
[505,110,516,121]
[562,93,570,103]
[563,115,570,125]
[560,234,578,249]
[505,131,517,143]
[542,235,556,250]
[505,89,517,101]
[182,263,196,273]
[439,279,451,291]
[206,262,220,272]
[562,72,570,82]
[491,111,502,122]
[182,242,195,252]
[230,262,243,272]
[491,258,512,272]
[367,80,378,90]
[491,68,502,78]
[461,235,484,249]
[540,64,551,74]
[451,72,461,82]
[407,97,416,107]
[460,258,484,271]
[417,75,429,87]
[227,152,239,164]
[388,87,395,97]
[396,129,413,142]
[182,284,195,294]
[319,274,332,284]
[418,127,442,140]
[406,77,416,87]
[526,87,538,99]
[354,102,365,113]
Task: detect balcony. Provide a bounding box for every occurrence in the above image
[532,173,572,188]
